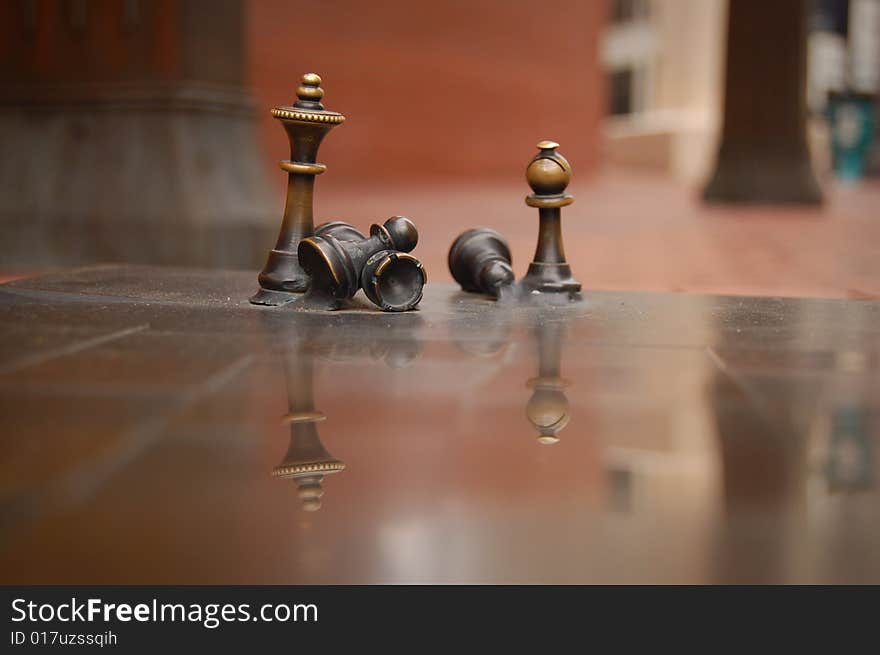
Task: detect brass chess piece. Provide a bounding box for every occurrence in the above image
[298,216,426,312]
[251,73,345,306]
[448,228,515,298]
[520,140,581,295]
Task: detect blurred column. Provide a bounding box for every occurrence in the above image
[703,0,823,204]
[0,0,275,268]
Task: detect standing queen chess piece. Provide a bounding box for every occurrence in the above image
[251,73,346,306]
[519,141,581,296]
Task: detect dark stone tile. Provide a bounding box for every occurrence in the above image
[2,266,879,583]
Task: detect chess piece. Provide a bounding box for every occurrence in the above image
[448,228,515,298]
[526,320,570,444]
[298,216,426,312]
[520,140,581,295]
[251,73,345,306]
[273,339,344,512]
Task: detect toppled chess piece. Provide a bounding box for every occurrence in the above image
[520,140,581,295]
[448,228,515,298]
[298,216,426,312]
[251,73,345,306]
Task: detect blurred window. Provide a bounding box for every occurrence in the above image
[610,0,650,24]
[810,0,849,35]
[608,69,635,115]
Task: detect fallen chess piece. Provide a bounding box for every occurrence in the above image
[448,227,515,299]
[298,216,426,312]
[448,140,582,302]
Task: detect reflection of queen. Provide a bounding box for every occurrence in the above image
[273,408,345,512]
[273,341,345,512]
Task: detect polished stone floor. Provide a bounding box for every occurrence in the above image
[0,266,878,583]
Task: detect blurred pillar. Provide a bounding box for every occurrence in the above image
[703,0,823,204]
[0,0,275,268]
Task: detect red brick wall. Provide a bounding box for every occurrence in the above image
[246,0,605,187]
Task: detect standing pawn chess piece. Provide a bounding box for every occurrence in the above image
[519,140,582,296]
[298,216,426,312]
[525,320,570,445]
[273,337,345,512]
[251,73,346,306]
[448,228,515,299]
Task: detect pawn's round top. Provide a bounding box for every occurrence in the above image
[536,140,560,150]
[526,140,572,196]
[373,216,418,253]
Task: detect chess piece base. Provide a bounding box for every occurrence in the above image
[249,287,342,310]
[520,262,582,294]
[251,248,311,305]
[250,287,304,306]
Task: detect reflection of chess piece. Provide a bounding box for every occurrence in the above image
[309,312,425,368]
[526,321,570,444]
[520,141,581,295]
[448,295,514,357]
[272,342,344,512]
[298,216,426,311]
[267,309,426,510]
[251,73,346,306]
[448,228,515,298]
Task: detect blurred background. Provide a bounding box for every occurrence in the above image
[0,0,877,298]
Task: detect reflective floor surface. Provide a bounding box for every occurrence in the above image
[1,266,878,583]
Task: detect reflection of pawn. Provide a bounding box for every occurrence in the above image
[520,141,581,295]
[298,216,426,312]
[526,321,570,444]
[448,228,515,298]
[272,344,344,512]
[526,379,570,445]
[251,73,346,306]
